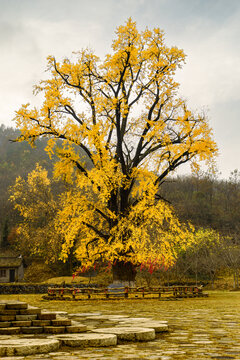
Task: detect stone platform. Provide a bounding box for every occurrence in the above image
[0,300,86,335]
[0,300,169,357]
[0,338,60,357]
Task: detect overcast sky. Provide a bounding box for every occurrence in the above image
[0,0,239,178]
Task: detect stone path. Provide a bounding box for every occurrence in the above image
[0,301,169,358]
[0,293,240,359]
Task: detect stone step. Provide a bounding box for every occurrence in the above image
[12,320,32,327]
[16,314,38,321]
[0,315,15,321]
[0,322,11,328]
[0,304,6,311]
[0,327,21,335]
[142,322,169,333]
[32,319,51,326]
[38,312,56,320]
[21,326,43,334]
[51,319,72,326]
[44,326,66,334]
[0,309,19,315]
[5,302,28,310]
[19,307,41,315]
[66,324,87,333]
[117,320,169,333]
[92,326,156,341]
[68,312,102,317]
[50,333,117,347]
[0,338,60,357]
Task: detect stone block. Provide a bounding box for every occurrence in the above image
[15,314,37,321]
[12,321,32,327]
[21,326,43,334]
[0,315,15,321]
[44,326,66,334]
[32,319,51,326]
[50,333,117,347]
[6,302,28,310]
[66,324,87,333]
[51,319,72,326]
[142,322,169,333]
[38,312,56,320]
[118,320,169,333]
[0,309,19,315]
[0,327,21,335]
[19,307,41,315]
[0,322,11,328]
[0,304,6,311]
[93,327,156,341]
[0,338,60,356]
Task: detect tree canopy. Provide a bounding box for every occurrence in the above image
[13,19,217,280]
[9,164,61,263]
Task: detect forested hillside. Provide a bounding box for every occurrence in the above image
[0,125,54,246]
[160,171,240,234]
[160,173,240,288]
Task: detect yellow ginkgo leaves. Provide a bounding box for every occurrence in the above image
[12,19,217,280]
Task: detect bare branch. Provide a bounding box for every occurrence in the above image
[155,151,192,186]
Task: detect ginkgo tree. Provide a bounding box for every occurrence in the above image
[13,19,217,282]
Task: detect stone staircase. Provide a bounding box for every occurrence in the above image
[0,300,86,335]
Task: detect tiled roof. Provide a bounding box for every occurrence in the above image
[0,257,22,268]
[0,249,21,258]
[0,249,23,267]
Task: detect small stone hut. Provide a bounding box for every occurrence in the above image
[0,249,24,283]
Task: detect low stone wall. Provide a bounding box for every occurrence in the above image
[0,283,98,294]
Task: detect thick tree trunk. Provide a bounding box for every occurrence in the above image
[112,260,137,286]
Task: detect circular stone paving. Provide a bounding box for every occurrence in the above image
[119,317,168,324]
[92,326,156,341]
[50,333,117,347]
[117,321,169,333]
[68,312,102,317]
[0,338,60,357]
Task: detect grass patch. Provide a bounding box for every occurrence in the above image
[0,290,239,315]
[42,276,90,285]
[42,272,112,286]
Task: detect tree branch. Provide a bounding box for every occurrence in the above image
[155,151,192,186]
[82,222,109,241]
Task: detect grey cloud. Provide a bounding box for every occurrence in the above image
[0,0,239,177]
